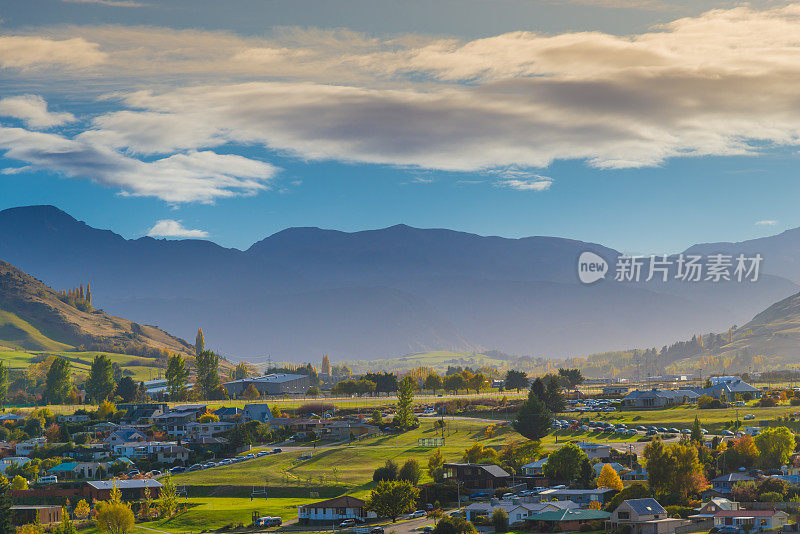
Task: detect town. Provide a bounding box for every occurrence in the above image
[3,355,800,534]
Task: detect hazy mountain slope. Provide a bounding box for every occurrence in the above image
[0,259,193,355]
[1,205,798,360]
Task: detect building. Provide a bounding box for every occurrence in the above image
[105,428,147,446]
[593,462,628,477]
[47,462,107,480]
[602,386,630,396]
[577,442,613,461]
[536,488,616,506]
[688,498,739,521]
[297,495,376,525]
[622,467,649,481]
[152,405,208,437]
[710,473,756,496]
[521,457,548,476]
[11,506,62,525]
[86,479,162,501]
[185,420,235,438]
[464,499,577,524]
[213,406,243,422]
[699,377,761,400]
[185,436,229,453]
[442,463,511,491]
[156,445,191,464]
[607,498,690,534]
[16,437,46,456]
[714,510,789,531]
[224,373,311,397]
[527,509,611,531]
[241,404,274,423]
[117,403,169,424]
[57,414,90,423]
[622,389,699,409]
[0,457,30,474]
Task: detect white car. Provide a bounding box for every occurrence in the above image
[408,511,426,519]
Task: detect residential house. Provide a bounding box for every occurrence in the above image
[593,462,628,477]
[185,420,235,439]
[714,510,789,531]
[105,428,147,446]
[152,405,208,437]
[224,373,311,397]
[522,458,548,476]
[442,463,510,491]
[536,488,616,506]
[710,473,756,496]
[577,442,613,461]
[117,403,169,424]
[213,406,243,422]
[607,498,690,534]
[47,462,107,480]
[86,479,162,501]
[622,389,699,409]
[0,414,23,422]
[689,498,739,521]
[89,422,119,433]
[185,436,229,453]
[241,404,274,424]
[298,495,376,525]
[0,457,29,474]
[16,437,46,456]
[464,499,577,524]
[57,414,89,423]
[527,509,611,531]
[603,386,630,396]
[156,445,191,464]
[622,467,649,482]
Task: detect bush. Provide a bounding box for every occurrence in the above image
[790,397,800,406]
[759,396,777,407]
[296,403,335,416]
[432,516,476,534]
[491,508,509,533]
[759,492,783,502]
[398,459,421,485]
[373,459,399,482]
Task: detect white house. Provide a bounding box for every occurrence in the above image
[298,495,377,525]
[714,510,789,531]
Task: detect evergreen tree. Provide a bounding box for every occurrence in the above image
[116,376,137,403]
[231,362,249,380]
[195,350,220,399]
[0,363,8,407]
[195,329,205,357]
[165,354,189,400]
[85,283,92,304]
[45,357,72,404]
[0,478,12,534]
[691,416,703,443]
[513,388,552,440]
[321,354,331,375]
[395,376,417,429]
[424,372,443,394]
[504,369,529,393]
[86,355,116,402]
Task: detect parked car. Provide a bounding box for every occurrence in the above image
[38,475,57,484]
[423,527,433,533]
[339,519,357,528]
[469,492,491,501]
[408,511,426,519]
[744,414,755,420]
[272,448,282,453]
[370,528,384,534]
[721,430,735,436]
[188,464,203,471]
[170,466,185,474]
[254,517,282,527]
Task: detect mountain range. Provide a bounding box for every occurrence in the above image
[1,205,800,362]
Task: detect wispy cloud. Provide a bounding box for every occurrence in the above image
[0,36,106,69]
[147,219,209,238]
[0,95,76,129]
[755,219,778,226]
[62,0,146,6]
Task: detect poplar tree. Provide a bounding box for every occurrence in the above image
[195,329,205,357]
[165,354,189,400]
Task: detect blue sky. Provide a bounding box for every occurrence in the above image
[1,0,799,254]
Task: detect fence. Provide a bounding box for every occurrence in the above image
[676,519,713,534]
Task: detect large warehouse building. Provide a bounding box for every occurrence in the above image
[223,373,311,397]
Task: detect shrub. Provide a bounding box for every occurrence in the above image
[398,459,421,485]
[373,459,399,482]
[759,492,783,502]
[759,396,777,407]
[432,516,476,534]
[296,403,335,416]
[491,508,509,533]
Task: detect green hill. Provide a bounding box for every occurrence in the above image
[0,309,73,352]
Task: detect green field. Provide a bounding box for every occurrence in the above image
[0,348,163,383]
[0,310,74,352]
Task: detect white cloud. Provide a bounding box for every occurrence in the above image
[147,219,209,238]
[0,123,279,203]
[496,173,554,191]
[0,95,76,129]
[756,219,778,226]
[0,36,105,69]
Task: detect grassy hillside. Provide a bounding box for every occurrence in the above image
[0,259,194,357]
[0,349,165,382]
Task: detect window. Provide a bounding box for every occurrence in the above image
[617,512,630,520]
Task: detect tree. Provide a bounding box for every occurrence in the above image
[197,413,219,423]
[644,438,706,500]
[462,444,499,464]
[0,363,8,407]
[543,443,588,483]
[321,354,331,375]
[55,508,75,534]
[755,426,795,468]
[542,375,565,413]
[395,377,417,429]
[95,483,135,534]
[504,370,528,393]
[557,368,584,388]
[97,399,116,419]
[0,478,11,534]
[642,438,672,496]
[513,389,552,440]
[271,405,282,418]
[45,357,72,404]
[728,435,759,469]
[86,355,115,403]
[443,374,465,394]
[242,383,260,399]
[491,508,509,533]
[373,459,399,482]
[230,362,249,381]
[10,475,28,491]
[366,480,420,522]
[165,354,189,400]
[428,449,445,482]
[467,373,486,394]
[306,387,320,397]
[74,500,90,521]
[195,328,205,357]
[604,482,651,512]
[597,463,623,491]
[116,377,137,403]
[159,475,178,517]
[432,516,476,534]
[195,349,220,399]
[424,373,443,395]
[691,416,703,443]
[398,459,421,485]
